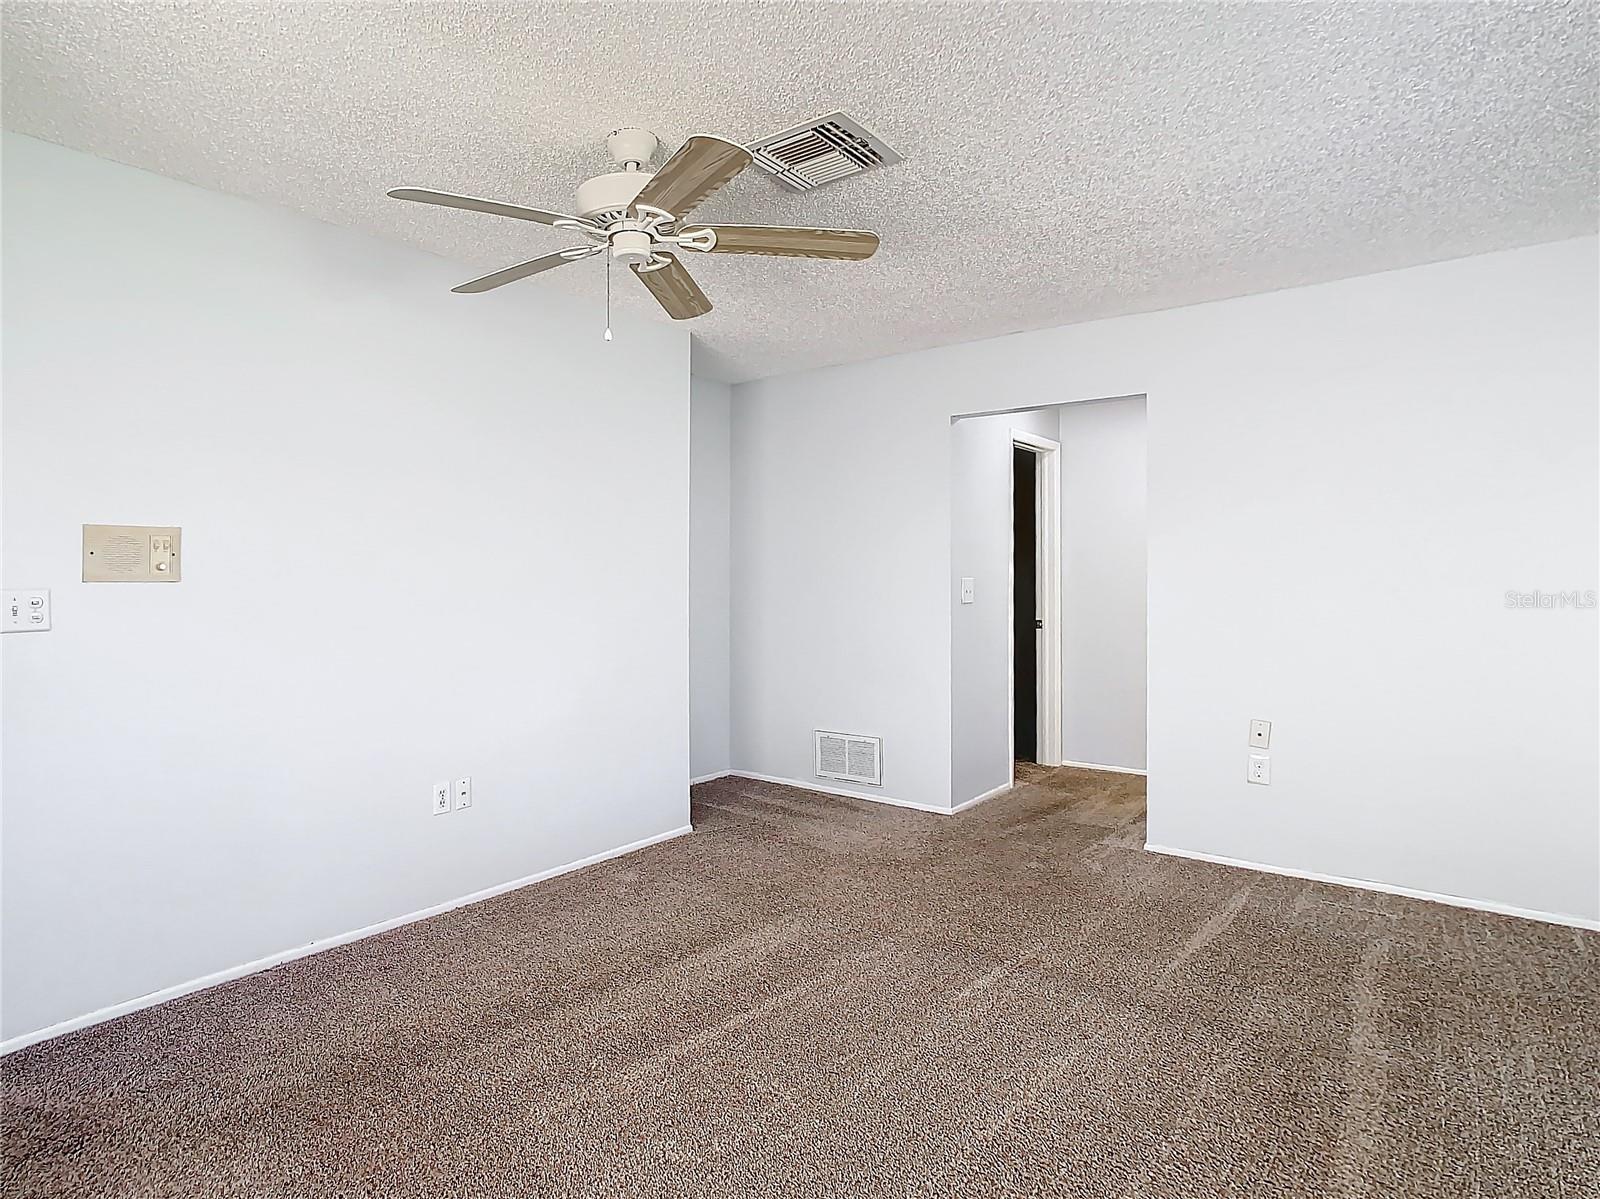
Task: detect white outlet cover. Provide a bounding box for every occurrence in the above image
[2,590,50,632]
[1247,753,1271,785]
[431,781,452,814]
[1249,719,1272,748]
[960,577,975,604]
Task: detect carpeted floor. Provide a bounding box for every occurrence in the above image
[3,768,1596,1198]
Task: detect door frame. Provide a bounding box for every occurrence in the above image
[1009,429,1063,770]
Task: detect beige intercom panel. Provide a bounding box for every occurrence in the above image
[82,525,182,582]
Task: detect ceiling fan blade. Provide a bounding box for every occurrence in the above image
[451,246,600,294]
[388,187,588,228]
[631,253,712,320]
[631,136,751,221]
[689,225,880,260]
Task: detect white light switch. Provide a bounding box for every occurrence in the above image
[2,590,50,633]
[150,533,175,576]
[1249,719,1271,749]
[960,577,975,604]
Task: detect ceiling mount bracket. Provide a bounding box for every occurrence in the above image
[671,226,717,253]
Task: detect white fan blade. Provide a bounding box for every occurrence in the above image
[389,188,590,228]
[452,247,599,294]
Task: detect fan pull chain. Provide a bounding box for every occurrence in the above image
[604,256,613,342]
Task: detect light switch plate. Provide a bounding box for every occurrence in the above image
[83,525,182,582]
[2,590,50,632]
[1249,719,1271,749]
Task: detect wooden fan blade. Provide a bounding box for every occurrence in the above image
[631,253,712,320]
[630,136,751,221]
[451,247,599,294]
[689,225,880,260]
[388,188,588,228]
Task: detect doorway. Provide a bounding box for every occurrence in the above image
[1013,446,1038,761]
[1010,430,1062,772]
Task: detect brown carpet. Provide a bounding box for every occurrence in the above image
[4,768,1596,1198]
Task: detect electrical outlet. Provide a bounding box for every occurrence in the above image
[2,590,50,632]
[1249,719,1271,749]
[1247,754,1271,785]
[431,781,452,815]
[453,776,473,811]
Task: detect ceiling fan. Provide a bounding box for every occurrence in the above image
[387,128,880,321]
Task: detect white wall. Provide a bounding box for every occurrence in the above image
[690,376,731,780]
[950,406,1060,807]
[729,371,952,808]
[0,135,692,1043]
[731,237,1599,924]
[1058,397,1147,772]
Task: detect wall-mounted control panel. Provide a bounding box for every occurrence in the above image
[83,524,182,582]
[3,590,51,633]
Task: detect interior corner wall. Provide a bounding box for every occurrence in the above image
[729,236,1599,925]
[1058,396,1147,773]
[690,376,731,780]
[729,362,954,810]
[0,134,693,1044]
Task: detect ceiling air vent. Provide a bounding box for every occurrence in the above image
[815,730,883,787]
[749,112,902,192]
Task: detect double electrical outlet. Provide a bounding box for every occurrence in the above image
[431,777,473,815]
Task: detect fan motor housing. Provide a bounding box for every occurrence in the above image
[575,171,654,222]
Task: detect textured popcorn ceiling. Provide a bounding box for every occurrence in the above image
[3,2,1596,383]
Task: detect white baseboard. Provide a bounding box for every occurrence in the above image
[689,771,731,785]
[1057,759,1147,776]
[726,770,951,814]
[1144,843,1600,932]
[0,824,694,1057]
[950,780,1014,813]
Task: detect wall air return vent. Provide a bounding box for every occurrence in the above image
[814,730,883,787]
[749,112,902,192]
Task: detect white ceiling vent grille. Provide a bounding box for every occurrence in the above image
[814,730,883,787]
[750,113,902,192]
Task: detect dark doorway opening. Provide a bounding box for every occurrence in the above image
[1013,445,1038,763]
